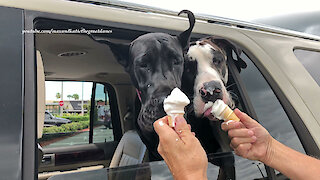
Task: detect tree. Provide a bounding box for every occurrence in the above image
[67,95,72,100]
[67,94,79,100]
[56,92,61,100]
[72,94,79,100]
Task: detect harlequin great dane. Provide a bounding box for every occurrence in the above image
[182,36,247,180]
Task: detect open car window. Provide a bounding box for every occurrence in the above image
[31,10,310,179]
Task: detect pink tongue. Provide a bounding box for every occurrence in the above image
[204,107,212,117]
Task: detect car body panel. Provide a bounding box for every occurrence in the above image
[0,1,319,179]
[0,6,24,180]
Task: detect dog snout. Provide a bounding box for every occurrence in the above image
[200,80,223,102]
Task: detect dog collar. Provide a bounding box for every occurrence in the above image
[136,89,142,102]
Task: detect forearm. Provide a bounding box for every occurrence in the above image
[262,138,320,180]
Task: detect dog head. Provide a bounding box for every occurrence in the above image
[183,36,246,120]
[90,10,195,131]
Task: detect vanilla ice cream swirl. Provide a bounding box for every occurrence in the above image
[163,88,190,114]
[211,99,227,120]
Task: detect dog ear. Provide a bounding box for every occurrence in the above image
[209,37,247,71]
[177,10,195,50]
[88,34,130,69]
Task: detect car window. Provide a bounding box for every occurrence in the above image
[238,53,305,154]
[206,50,308,179]
[39,81,115,148]
[293,49,320,86]
[93,83,114,143]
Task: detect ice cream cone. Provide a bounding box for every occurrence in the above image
[210,100,240,122]
[220,106,240,122]
[168,113,184,127]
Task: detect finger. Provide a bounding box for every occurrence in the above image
[234,143,252,158]
[230,136,257,148]
[153,117,182,146]
[174,116,194,143]
[174,116,192,134]
[221,120,245,131]
[228,128,255,138]
[175,124,193,134]
[234,109,259,129]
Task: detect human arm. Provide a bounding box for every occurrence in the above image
[221,109,320,180]
[153,116,208,180]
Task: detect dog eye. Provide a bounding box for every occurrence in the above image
[139,63,148,68]
[173,59,182,65]
[212,58,221,65]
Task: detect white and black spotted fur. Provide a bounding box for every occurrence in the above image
[182,36,246,180]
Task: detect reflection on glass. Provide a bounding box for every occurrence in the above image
[239,53,305,154]
[93,83,114,143]
[294,49,320,86]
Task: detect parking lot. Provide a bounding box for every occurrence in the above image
[44,126,114,148]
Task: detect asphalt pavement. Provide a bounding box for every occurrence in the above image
[45,125,114,148]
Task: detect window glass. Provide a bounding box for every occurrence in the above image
[239,53,305,154]
[39,81,114,148]
[294,49,320,86]
[93,83,114,143]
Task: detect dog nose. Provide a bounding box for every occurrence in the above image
[200,80,223,102]
[199,87,221,97]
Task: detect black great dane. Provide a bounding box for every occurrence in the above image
[90,10,195,161]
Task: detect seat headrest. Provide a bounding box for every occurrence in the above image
[37,50,45,139]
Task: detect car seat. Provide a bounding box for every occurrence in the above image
[37,50,45,165]
[109,130,146,168]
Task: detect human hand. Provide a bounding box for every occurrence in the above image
[154,116,208,180]
[221,109,274,164]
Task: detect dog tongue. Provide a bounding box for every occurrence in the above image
[204,107,212,117]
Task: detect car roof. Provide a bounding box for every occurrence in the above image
[1,0,319,42]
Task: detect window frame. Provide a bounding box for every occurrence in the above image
[89,82,122,144]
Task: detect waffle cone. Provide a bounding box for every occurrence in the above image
[168,113,184,127]
[221,106,240,122]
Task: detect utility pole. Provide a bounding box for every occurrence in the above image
[60,81,63,116]
[81,82,84,116]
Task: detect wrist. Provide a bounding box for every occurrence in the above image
[174,171,207,180]
[260,137,277,166]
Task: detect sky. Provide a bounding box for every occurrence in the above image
[46,81,93,101]
[123,0,320,21]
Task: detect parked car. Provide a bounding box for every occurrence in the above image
[0,0,319,180]
[44,111,71,126]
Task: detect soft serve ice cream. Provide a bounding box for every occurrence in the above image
[204,99,240,122]
[163,88,190,127]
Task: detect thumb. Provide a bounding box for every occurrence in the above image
[234,109,259,128]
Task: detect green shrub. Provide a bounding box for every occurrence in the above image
[43,121,89,134]
[59,115,89,122]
